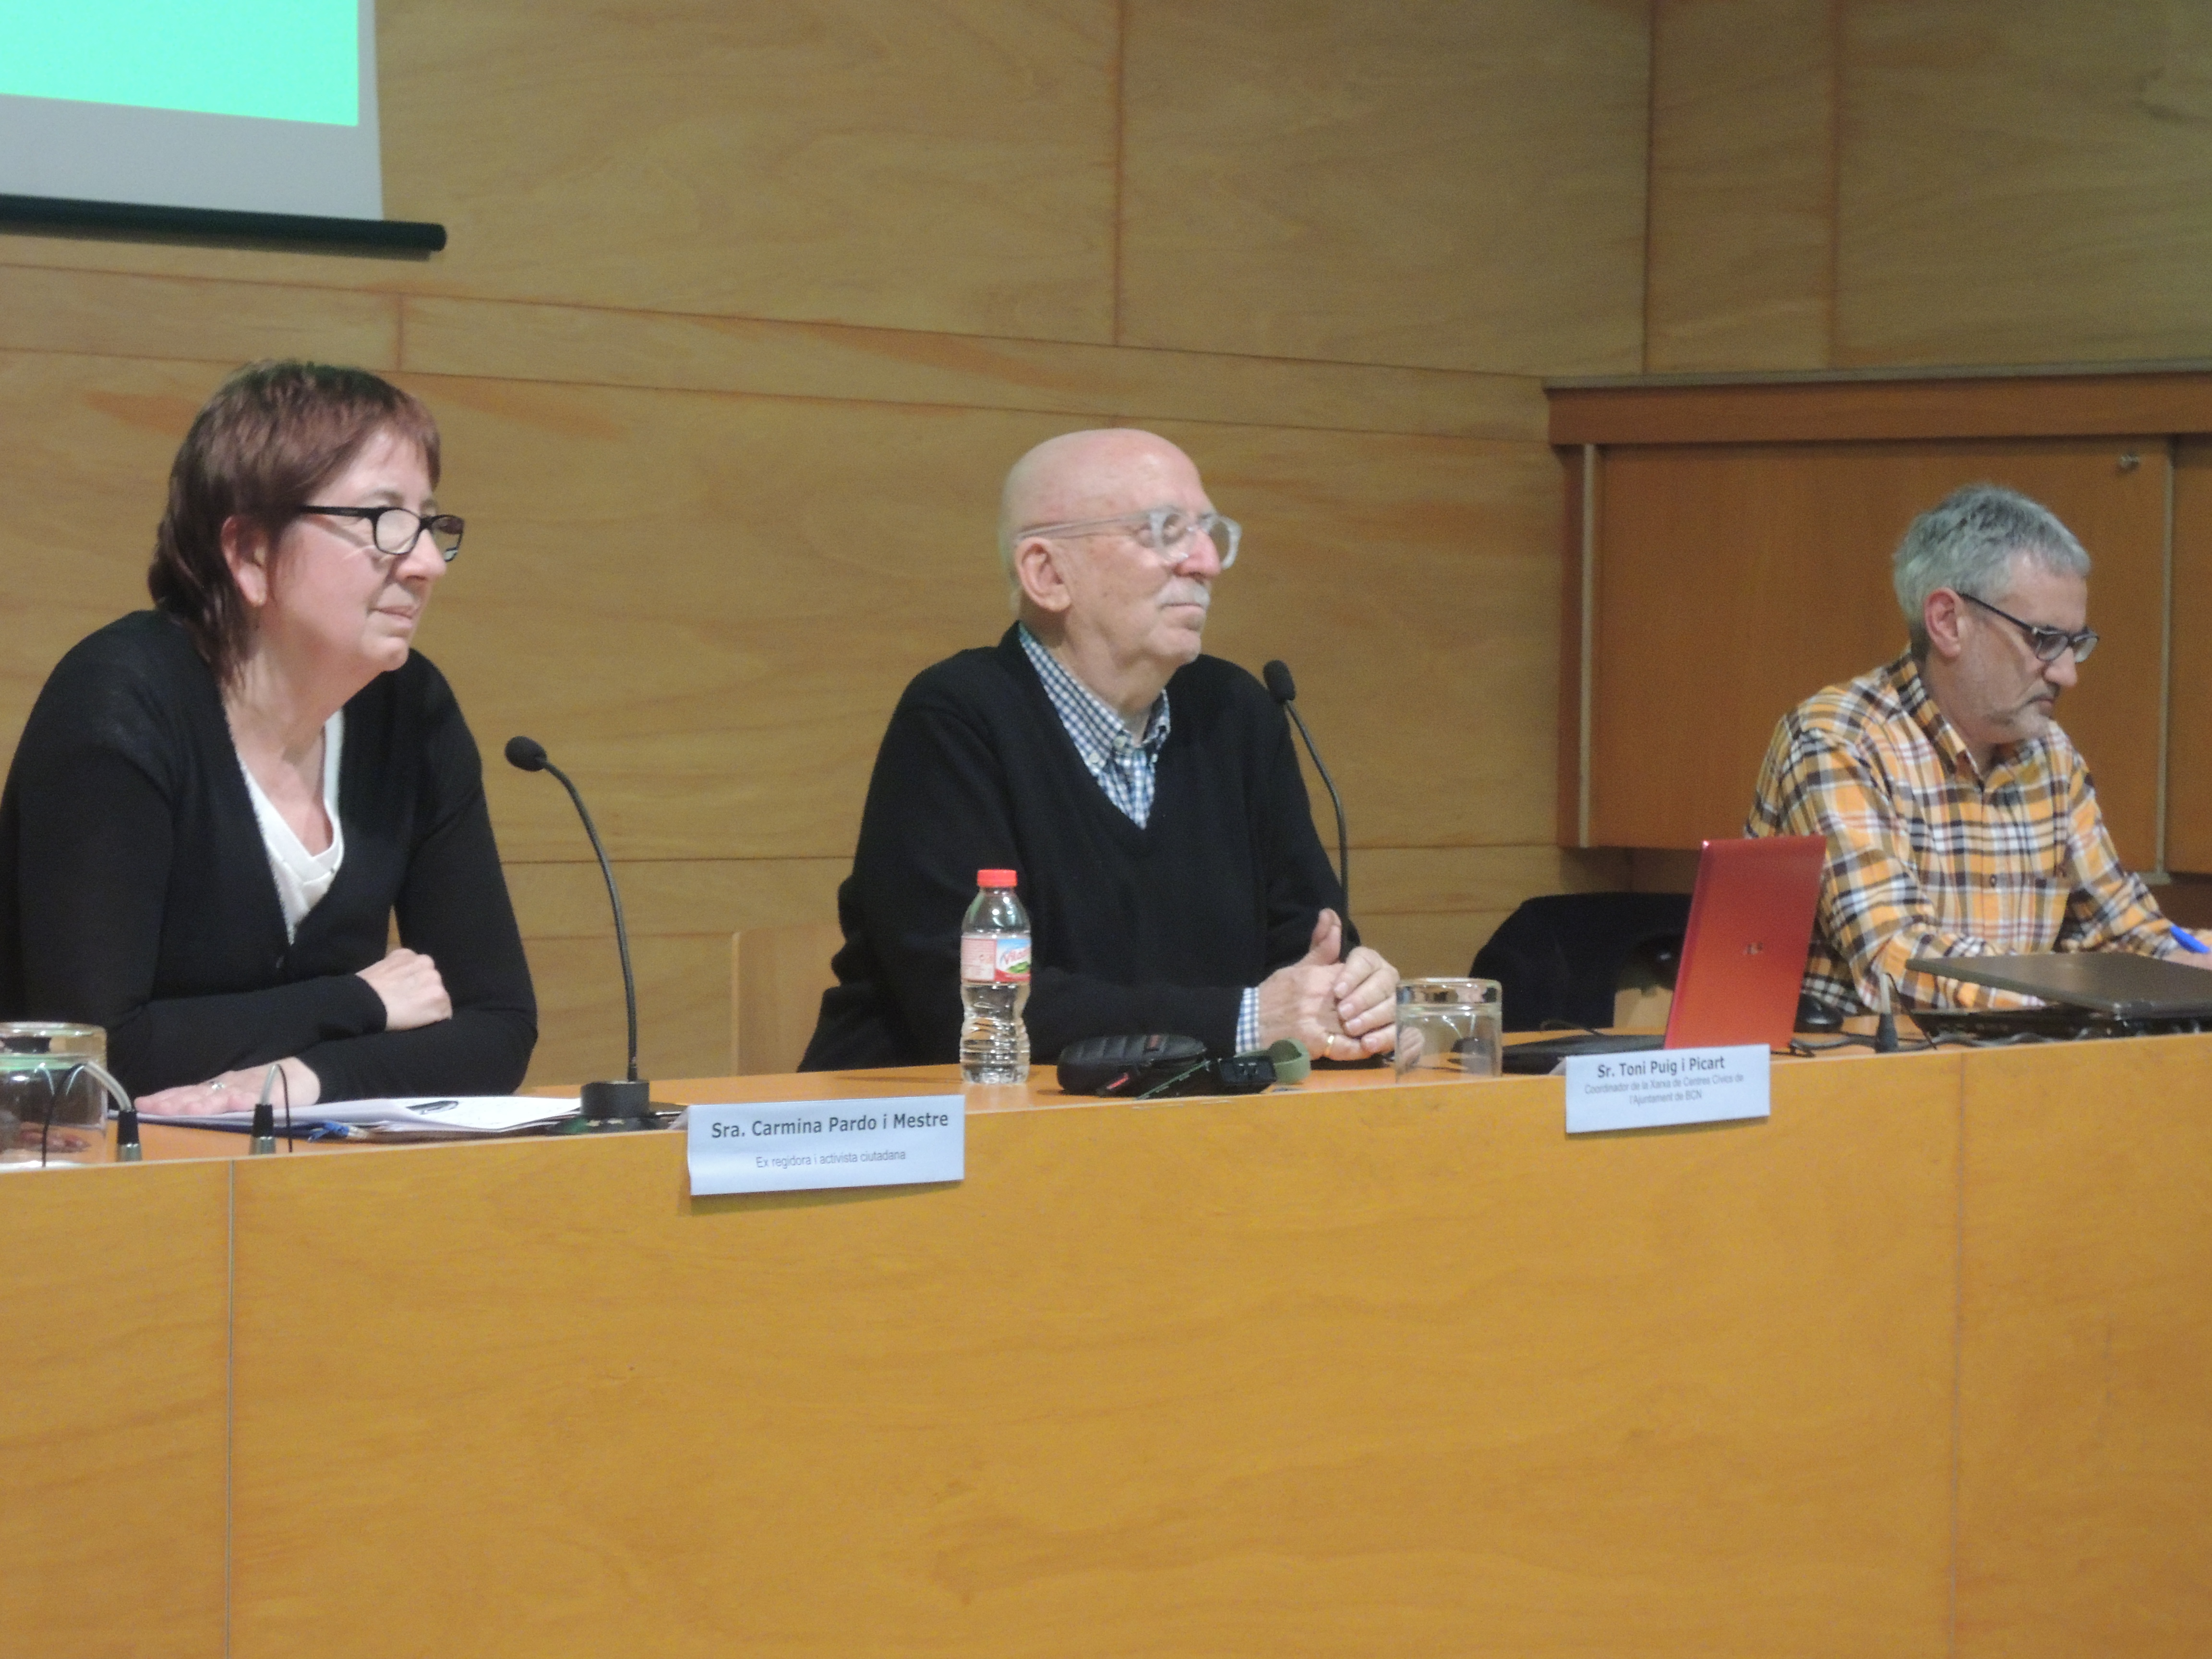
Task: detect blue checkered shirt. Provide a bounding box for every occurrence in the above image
[1018,625,1262,1048]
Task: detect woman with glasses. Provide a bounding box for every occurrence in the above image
[0,360,535,1110]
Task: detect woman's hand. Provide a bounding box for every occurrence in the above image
[138,1056,322,1117]
[360,947,452,1031]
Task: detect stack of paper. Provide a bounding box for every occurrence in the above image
[141,1096,581,1141]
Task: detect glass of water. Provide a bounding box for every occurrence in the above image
[1393,978,1503,1081]
[0,1024,130,1170]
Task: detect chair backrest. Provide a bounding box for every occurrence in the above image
[1471,891,1693,1032]
[730,922,844,1075]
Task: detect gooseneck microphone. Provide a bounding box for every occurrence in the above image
[1262,660,1351,929]
[505,735,651,1128]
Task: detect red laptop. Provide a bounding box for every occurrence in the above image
[1501,835,1827,1071]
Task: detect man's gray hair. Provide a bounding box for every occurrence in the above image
[1892,483,2091,656]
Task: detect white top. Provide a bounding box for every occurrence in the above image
[238,711,346,941]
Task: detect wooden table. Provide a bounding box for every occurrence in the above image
[6,1039,2209,1658]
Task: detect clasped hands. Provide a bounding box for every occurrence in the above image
[133,947,451,1116]
[1254,908,1397,1062]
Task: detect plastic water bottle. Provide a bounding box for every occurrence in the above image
[960,868,1031,1084]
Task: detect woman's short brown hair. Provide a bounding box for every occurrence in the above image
[147,360,442,683]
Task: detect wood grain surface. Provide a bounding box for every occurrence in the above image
[2167,440,2212,872]
[0,264,399,371]
[397,295,1551,442]
[20,1038,2212,1655]
[1584,438,2167,858]
[1551,373,2212,448]
[1148,421,1565,850]
[1837,0,2212,368]
[1954,1034,2212,1656]
[1119,0,1650,374]
[1646,0,1836,373]
[732,921,847,1074]
[223,1055,1960,1658]
[0,1159,231,1659]
[1645,0,2212,375]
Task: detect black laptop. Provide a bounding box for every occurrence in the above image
[1904,952,2212,1020]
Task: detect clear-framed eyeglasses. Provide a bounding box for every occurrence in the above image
[1019,506,1239,569]
[296,504,465,563]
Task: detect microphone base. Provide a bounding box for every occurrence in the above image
[579,1078,657,1131]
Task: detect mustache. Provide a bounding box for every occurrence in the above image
[1159,583,1211,610]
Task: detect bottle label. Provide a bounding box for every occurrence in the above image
[962,935,1031,984]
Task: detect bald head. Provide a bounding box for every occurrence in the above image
[996,427,1224,724]
[998,429,1201,575]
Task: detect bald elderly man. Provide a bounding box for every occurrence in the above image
[801,429,1397,1070]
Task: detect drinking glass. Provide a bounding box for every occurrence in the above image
[1393,978,1503,1080]
[0,1024,131,1170]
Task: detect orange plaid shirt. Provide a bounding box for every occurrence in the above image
[1746,651,2177,1013]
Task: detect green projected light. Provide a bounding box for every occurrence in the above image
[0,0,359,126]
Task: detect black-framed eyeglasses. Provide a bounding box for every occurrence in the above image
[1960,591,2097,663]
[297,504,464,562]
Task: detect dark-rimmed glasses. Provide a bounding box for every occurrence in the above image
[1019,506,1240,570]
[1961,591,2098,663]
[297,505,464,562]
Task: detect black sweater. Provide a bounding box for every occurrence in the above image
[0,611,536,1098]
[802,628,1348,1068]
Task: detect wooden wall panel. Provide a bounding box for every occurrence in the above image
[1641,1,2212,376]
[1554,373,2212,448]
[1119,0,1651,374]
[1837,1,2212,368]
[0,1161,231,1659]
[420,398,1566,859]
[0,265,398,370]
[397,296,1551,442]
[421,394,1554,861]
[1154,423,1564,849]
[1645,0,1835,372]
[0,355,210,730]
[506,859,852,941]
[1956,1036,2212,1656]
[1557,446,1588,845]
[2171,440,2212,872]
[381,0,1119,338]
[0,0,1122,343]
[404,377,1060,864]
[507,849,1626,948]
[1587,438,2167,861]
[526,932,736,1085]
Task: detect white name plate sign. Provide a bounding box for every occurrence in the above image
[686,1094,964,1196]
[1564,1045,1771,1135]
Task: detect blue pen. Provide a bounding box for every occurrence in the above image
[2171,923,2209,955]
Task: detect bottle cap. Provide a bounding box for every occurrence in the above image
[976,868,1018,888]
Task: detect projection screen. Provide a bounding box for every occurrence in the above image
[0,0,382,220]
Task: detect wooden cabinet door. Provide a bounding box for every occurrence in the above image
[1584,437,2166,869]
[2167,441,2212,873]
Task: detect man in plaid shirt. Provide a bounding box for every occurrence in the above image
[1747,483,2203,1014]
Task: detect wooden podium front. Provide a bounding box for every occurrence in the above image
[7,1040,2210,1658]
